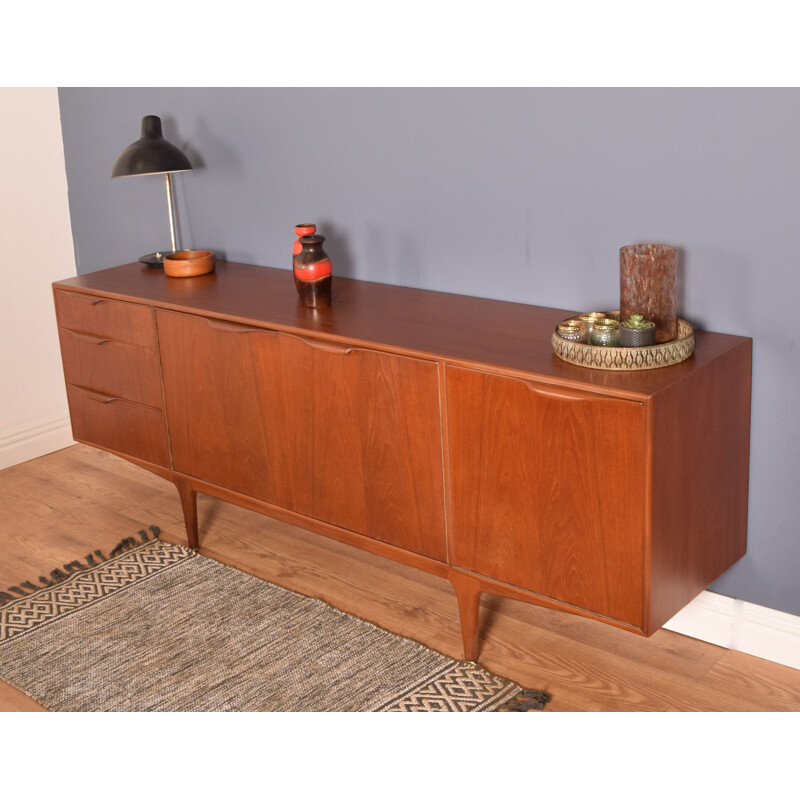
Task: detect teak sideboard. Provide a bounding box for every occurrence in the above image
[52,262,752,659]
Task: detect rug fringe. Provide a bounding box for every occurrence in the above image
[0,526,160,606]
[495,688,552,712]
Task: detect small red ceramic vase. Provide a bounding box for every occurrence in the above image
[293,223,316,264]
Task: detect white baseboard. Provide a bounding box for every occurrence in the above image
[664,591,800,672]
[0,413,75,471]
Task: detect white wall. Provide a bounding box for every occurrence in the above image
[0,88,77,469]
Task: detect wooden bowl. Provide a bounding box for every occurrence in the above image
[163,250,216,278]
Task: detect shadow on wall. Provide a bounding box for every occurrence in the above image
[315,222,426,287]
[160,115,206,171]
[153,115,205,258]
[682,246,753,335]
[162,114,247,265]
[676,245,688,327]
[318,220,357,279]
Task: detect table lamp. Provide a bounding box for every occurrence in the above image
[111,115,193,266]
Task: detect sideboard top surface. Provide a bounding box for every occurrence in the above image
[54,261,751,399]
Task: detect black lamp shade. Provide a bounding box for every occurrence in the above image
[111,115,192,178]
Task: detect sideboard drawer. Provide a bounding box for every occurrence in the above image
[54,290,155,347]
[58,328,163,408]
[65,385,170,468]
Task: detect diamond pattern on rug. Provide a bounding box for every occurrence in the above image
[0,538,193,642]
[378,662,521,712]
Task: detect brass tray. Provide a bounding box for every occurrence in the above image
[552,317,695,371]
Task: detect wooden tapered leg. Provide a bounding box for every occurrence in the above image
[449,571,483,661]
[174,476,199,549]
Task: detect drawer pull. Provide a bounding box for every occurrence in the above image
[75,387,119,404]
[70,294,104,306]
[64,330,112,345]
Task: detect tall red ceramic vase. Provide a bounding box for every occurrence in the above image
[294,233,332,308]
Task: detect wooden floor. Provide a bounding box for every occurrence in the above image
[2,444,799,712]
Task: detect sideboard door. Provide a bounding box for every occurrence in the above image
[445,366,647,627]
[280,334,446,561]
[156,311,447,562]
[156,310,313,513]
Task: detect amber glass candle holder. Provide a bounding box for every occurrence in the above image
[619,244,677,343]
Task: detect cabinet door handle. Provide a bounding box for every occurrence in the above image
[202,317,353,354]
[525,382,627,404]
[75,387,119,404]
[204,318,273,335]
[282,333,355,355]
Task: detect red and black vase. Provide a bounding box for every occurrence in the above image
[293,227,332,308]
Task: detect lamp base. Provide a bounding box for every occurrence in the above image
[139,250,177,267]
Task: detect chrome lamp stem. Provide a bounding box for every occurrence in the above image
[165,172,178,253]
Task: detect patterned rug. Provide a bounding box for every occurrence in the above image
[0,527,550,712]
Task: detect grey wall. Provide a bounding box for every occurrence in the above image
[58,87,800,617]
